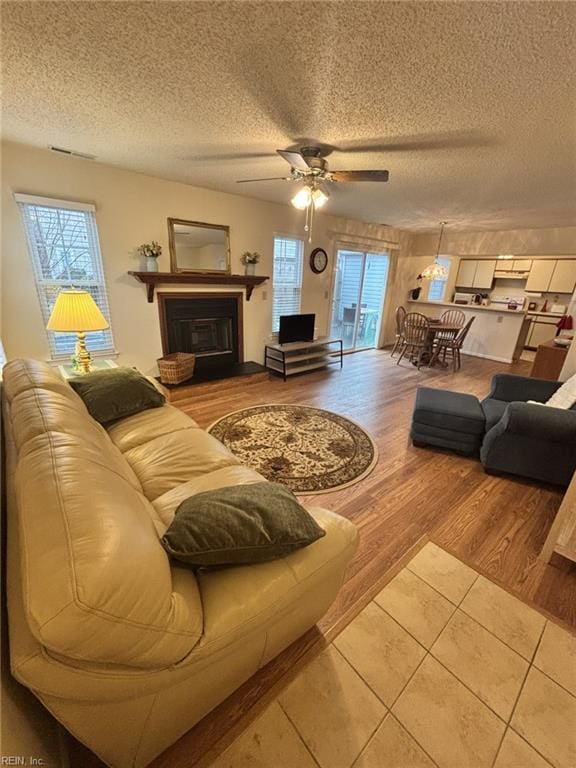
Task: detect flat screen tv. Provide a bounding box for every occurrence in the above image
[279,313,315,345]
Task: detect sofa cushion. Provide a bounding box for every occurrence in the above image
[123,429,240,501]
[69,367,165,424]
[15,430,203,668]
[195,506,358,657]
[152,465,266,531]
[107,404,199,453]
[162,483,326,568]
[481,397,509,431]
[2,358,81,403]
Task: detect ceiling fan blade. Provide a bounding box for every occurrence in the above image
[276,149,310,172]
[236,176,291,183]
[331,170,390,182]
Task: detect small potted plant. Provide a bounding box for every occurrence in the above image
[410,273,423,300]
[137,241,162,272]
[240,251,261,276]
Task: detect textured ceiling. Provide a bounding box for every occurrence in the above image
[2,1,575,231]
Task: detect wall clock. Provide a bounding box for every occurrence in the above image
[310,247,328,274]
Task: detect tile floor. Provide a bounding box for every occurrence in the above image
[210,542,576,768]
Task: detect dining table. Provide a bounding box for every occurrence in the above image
[419,318,463,367]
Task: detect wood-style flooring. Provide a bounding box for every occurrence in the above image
[178,349,574,630]
[69,350,575,768]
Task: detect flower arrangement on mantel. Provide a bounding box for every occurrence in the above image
[240,251,261,275]
[137,241,162,272]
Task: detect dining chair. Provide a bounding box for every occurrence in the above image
[396,312,430,369]
[434,317,475,371]
[390,305,407,357]
[440,308,466,327]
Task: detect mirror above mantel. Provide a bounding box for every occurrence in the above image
[168,218,230,274]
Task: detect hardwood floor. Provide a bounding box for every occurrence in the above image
[178,349,574,630]
[69,350,575,768]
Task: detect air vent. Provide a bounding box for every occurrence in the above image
[48,146,96,160]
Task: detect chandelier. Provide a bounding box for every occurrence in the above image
[421,221,449,279]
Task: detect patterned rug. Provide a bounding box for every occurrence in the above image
[208,404,378,494]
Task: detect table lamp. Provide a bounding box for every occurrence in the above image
[46,290,109,374]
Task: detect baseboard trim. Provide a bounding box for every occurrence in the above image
[461,351,514,364]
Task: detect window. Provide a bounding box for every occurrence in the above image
[272,235,304,332]
[15,194,115,358]
[427,257,451,301]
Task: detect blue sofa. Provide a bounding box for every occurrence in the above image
[480,374,576,486]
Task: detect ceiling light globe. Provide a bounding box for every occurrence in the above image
[291,187,312,210]
[311,188,329,209]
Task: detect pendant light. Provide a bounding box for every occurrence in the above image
[421,221,449,279]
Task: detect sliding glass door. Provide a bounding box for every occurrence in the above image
[330,248,389,350]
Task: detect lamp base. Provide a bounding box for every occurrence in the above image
[75,332,93,375]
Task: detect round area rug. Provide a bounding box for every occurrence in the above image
[208,404,378,494]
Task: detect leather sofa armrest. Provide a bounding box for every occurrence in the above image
[488,374,562,403]
[500,401,576,443]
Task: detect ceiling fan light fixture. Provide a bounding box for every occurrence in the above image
[311,187,329,209]
[421,221,449,280]
[291,186,312,210]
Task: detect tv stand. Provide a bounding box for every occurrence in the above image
[264,337,343,380]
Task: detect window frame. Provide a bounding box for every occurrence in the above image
[271,233,305,334]
[15,193,116,360]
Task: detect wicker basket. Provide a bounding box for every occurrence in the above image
[157,352,196,385]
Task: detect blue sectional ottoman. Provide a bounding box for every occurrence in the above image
[411,387,486,456]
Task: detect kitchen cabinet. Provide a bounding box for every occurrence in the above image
[455,259,478,287]
[473,260,496,288]
[455,259,496,289]
[525,314,559,349]
[549,259,576,293]
[513,259,532,272]
[525,260,556,292]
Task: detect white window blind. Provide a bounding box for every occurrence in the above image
[16,195,115,359]
[272,235,304,332]
[427,257,451,301]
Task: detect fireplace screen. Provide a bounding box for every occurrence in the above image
[177,317,233,357]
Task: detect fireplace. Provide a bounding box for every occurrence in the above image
[158,292,243,372]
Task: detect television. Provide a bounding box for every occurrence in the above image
[279,313,315,345]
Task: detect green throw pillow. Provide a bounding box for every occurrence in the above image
[161,483,326,568]
[69,367,165,424]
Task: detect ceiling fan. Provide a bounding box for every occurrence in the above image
[236,146,389,238]
[237,145,389,189]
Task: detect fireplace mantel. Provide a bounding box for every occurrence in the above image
[128,271,269,303]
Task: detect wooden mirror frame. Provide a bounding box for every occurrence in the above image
[168,218,231,275]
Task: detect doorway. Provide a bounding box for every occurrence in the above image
[330,248,390,350]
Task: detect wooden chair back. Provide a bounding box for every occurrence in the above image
[440,308,466,327]
[403,312,429,345]
[395,306,407,336]
[455,316,474,346]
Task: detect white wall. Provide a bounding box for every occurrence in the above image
[1,142,406,374]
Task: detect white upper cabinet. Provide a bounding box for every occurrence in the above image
[548,260,576,294]
[512,259,532,272]
[455,259,478,287]
[525,260,556,292]
[473,260,496,289]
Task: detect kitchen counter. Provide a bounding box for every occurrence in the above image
[407,299,530,363]
[407,299,526,315]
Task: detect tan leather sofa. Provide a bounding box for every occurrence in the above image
[2,359,358,767]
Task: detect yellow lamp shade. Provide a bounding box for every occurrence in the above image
[47,290,109,332]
